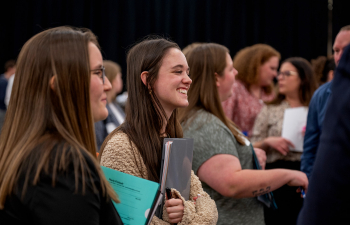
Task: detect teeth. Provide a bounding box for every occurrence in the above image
[178,89,187,94]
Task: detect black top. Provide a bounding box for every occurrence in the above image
[0,145,123,225]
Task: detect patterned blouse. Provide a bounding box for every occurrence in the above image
[222,80,275,137]
[250,100,303,163]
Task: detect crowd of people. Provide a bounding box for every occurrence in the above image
[0,24,350,225]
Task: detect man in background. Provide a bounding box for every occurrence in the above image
[0,60,16,129]
[300,25,350,179]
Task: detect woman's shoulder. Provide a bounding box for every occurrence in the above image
[184,110,228,131]
[100,131,146,178]
[183,110,235,143]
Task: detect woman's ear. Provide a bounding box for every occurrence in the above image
[215,72,221,87]
[140,71,149,86]
[50,75,57,91]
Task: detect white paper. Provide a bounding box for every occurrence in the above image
[281,107,308,152]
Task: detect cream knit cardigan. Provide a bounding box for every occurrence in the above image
[100,132,218,225]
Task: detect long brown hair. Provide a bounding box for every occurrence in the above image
[233,44,280,94]
[269,57,317,106]
[0,26,118,208]
[99,37,183,182]
[179,43,245,145]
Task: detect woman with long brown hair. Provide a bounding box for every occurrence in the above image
[0,26,123,224]
[179,43,308,225]
[99,37,218,224]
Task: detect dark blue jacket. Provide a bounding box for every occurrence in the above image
[300,81,332,179]
[297,44,350,224]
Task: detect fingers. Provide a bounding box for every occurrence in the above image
[164,198,182,207]
[166,199,184,223]
[284,138,295,148]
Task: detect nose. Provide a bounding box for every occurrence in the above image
[104,76,112,92]
[183,73,192,85]
[233,67,238,76]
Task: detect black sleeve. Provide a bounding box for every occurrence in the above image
[27,158,123,225]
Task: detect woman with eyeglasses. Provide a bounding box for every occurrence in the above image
[0,26,123,225]
[179,44,309,225]
[251,57,317,225]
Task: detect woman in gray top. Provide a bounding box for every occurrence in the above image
[179,43,308,225]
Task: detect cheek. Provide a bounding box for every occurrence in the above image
[90,77,102,102]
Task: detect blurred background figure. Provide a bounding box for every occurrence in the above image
[0,60,16,130]
[182,42,203,56]
[311,56,335,86]
[222,44,280,137]
[95,60,125,151]
[251,57,317,225]
[301,25,350,180]
[297,44,350,225]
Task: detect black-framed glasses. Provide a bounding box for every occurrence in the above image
[277,70,298,79]
[91,66,105,84]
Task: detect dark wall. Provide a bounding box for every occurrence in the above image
[0,0,348,90]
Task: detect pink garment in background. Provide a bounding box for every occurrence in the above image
[222,80,275,137]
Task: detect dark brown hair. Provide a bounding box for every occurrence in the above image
[233,44,280,94]
[179,43,245,145]
[0,26,119,208]
[270,57,317,106]
[311,56,335,86]
[99,37,183,182]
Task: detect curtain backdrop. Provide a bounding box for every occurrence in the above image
[1,0,348,90]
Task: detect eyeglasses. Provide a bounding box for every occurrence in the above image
[277,70,298,79]
[91,66,106,84]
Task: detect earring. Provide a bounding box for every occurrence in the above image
[149,89,152,94]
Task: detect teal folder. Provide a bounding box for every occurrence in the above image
[101,166,160,225]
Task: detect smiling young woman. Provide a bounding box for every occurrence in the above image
[99,37,218,225]
[0,26,122,225]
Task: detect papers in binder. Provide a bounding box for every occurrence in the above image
[101,166,161,225]
[281,107,308,152]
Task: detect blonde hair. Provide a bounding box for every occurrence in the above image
[103,60,122,82]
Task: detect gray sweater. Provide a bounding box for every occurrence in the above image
[182,109,264,225]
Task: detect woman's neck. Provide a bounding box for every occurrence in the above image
[249,84,262,99]
[285,95,303,108]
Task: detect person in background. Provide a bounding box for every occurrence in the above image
[0,26,123,224]
[95,60,125,151]
[301,25,350,179]
[222,44,279,137]
[180,43,308,225]
[0,60,16,129]
[251,57,317,225]
[99,37,218,224]
[182,42,203,56]
[297,44,350,225]
[311,56,335,86]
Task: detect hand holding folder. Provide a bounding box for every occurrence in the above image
[155,138,194,220]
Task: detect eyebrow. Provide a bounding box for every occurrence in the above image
[91,64,103,70]
[171,65,190,71]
